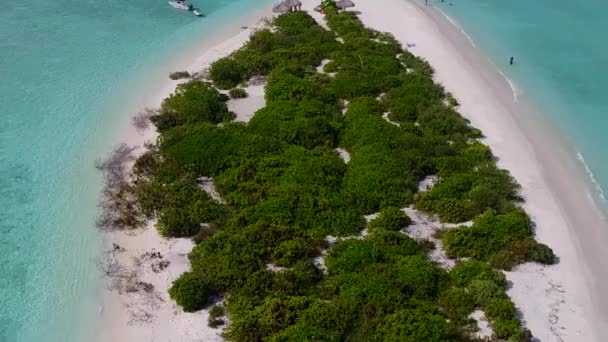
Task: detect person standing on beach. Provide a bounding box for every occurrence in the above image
[510,56,514,65]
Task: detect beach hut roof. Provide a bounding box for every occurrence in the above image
[272,2,290,13]
[282,0,302,7]
[336,0,355,9]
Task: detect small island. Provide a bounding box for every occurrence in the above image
[97,4,556,341]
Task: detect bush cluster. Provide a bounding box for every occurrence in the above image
[150,81,235,131]
[443,209,555,269]
[368,206,412,232]
[169,272,215,312]
[229,87,248,99]
[128,10,549,341]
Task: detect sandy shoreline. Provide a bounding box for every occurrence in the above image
[97,0,606,340]
[95,7,272,342]
[341,0,605,340]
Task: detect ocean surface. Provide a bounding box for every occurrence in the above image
[0,0,272,341]
[434,0,608,208]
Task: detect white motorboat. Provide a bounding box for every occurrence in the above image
[169,1,203,16]
[168,1,189,10]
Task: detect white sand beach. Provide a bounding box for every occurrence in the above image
[98,0,608,341]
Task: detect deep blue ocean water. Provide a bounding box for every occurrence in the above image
[0,0,272,341]
[434,0,608,206]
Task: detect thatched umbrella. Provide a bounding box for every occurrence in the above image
[336,0,355,9]
[282,0,302,11]
[272,2,290,13]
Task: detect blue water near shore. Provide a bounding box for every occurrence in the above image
[433,0,608,207]
[0,0,272,341]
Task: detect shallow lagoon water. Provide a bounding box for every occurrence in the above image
[0,0,272,340]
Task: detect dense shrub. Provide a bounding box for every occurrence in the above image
[344,145,421,213]
[189,231,265,289]
[151,81,234,130]
[443,208,554,269]
[450,260,507,288]
[399,52,434,76]
[169,70,190,80]
[438,288,475,322]
[248,99,341,149]
[209,57,247,89]
[393,255,448,299]
[383,74,445,123]
[271,238,316,267]
[485,298,522,339]
[229,87,248,98]
[325,239,384,275]
[226,295,315,341]
[467,279,507,306]
[323,60,338,73]
[265,71,335,103]
[161,123,281,176]
[368,230,424,258]
[372,307,452,342]
[415,164,520,223]
[133,162,227,238]
[488,239,555,270]
[368,206,411,231]
[169,272,215,312]
[446,261,524,339]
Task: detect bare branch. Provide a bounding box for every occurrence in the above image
[132,108,156,133]
[95,144,144,232]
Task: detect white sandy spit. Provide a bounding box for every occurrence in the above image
[96,8,273,342]
[302,0,605,340]
[98,0,608,341]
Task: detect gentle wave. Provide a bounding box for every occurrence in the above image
[577,151,607,202]
[498,70,520,103]
[435,6,522,104]
[437,9,477,48]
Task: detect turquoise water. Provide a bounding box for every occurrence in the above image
[432,0,608,206]
[0,0,272,341]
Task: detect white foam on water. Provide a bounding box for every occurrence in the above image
[437,9,477,48]
[577,151,607,203]
[498,70,520,103]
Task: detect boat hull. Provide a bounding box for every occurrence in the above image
[168,1,189,10]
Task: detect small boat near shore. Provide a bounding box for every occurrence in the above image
[168,0,203,17]
[168,1,189,10]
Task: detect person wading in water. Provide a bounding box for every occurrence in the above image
[510,56,514,65]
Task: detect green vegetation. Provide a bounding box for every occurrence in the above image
[209,57,247,89]
[443,209,554,270]
[229,87,248,99]
[126,10,553,341]
[150,81,235,131]
[208,304,226,328]
[368,206,411,232]
[169,271,215,312]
